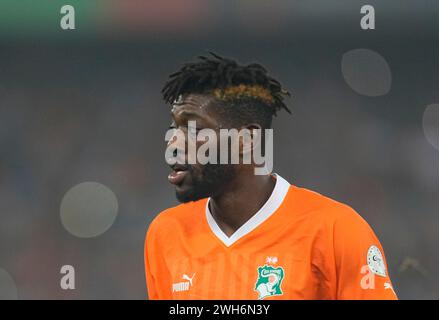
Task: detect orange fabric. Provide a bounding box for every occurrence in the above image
[145,184,397,300]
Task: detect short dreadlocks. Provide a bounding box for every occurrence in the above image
[162,52,291,128]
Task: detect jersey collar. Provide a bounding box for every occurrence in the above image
[205,173,290,247]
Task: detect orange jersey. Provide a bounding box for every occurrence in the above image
[145,174,397,300]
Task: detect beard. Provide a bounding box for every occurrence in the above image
[175,163,236,203]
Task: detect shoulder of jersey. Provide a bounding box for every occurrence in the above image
[289,184,367,225]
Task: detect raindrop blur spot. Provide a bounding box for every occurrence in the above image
[422,104,439,151]
[0,268,18,300]
[60,182,118,238]
[341,48,392,97]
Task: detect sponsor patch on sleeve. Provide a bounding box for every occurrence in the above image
[367,245,387,277]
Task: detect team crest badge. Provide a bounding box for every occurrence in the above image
[254,265,285,300]
[367,245,387,277]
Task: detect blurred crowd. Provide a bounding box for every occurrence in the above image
[0,0,438,299]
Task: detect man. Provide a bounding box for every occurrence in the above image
[144,52,397,300]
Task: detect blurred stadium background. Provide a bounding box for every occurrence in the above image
[0,0,438,299]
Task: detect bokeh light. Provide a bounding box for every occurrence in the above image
[60,182,118,238]
[341,48,392,97]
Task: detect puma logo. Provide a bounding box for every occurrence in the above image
[182,273,196,286]
[172,273,196,293]
[384,282,396,294]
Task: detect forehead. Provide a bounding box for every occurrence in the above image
[171,94,214,118]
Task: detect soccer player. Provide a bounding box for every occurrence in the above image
[144,52,397,300]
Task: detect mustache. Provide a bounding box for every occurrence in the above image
[168,162,197,175]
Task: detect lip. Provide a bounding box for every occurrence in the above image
[168,164,189,185]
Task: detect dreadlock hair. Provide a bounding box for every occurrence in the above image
[162,52,291,129]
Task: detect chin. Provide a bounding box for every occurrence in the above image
[175,185,210,203]
[176,191,197,203]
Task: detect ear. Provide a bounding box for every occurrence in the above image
[239,123,263,158]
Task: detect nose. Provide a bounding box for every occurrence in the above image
[166,129,185,148]
[165,128,187,164]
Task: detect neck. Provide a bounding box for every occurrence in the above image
[209,169,276,237]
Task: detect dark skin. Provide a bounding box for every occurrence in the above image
[167,93,275,237]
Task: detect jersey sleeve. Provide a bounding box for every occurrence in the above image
[144,215,173,300]
[332,206,398,300]
[144,234,158,300]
